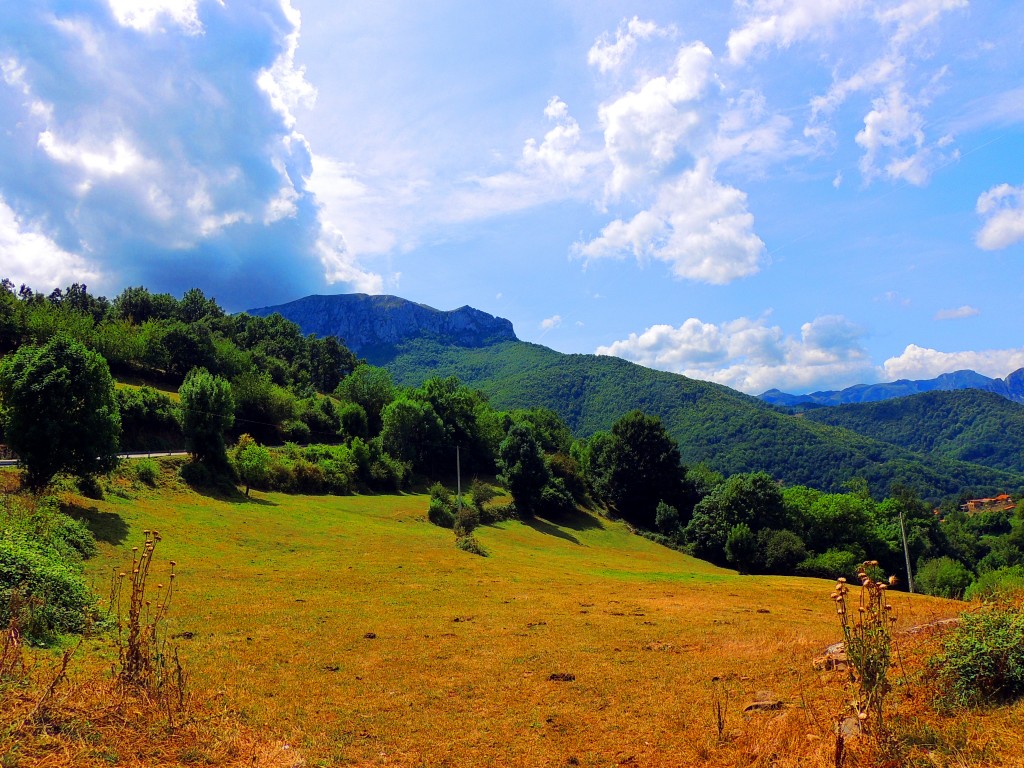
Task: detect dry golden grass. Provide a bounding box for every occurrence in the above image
[6,468,1019,767]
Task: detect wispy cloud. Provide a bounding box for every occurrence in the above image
[934,305,980,320]
[540,314,563,331]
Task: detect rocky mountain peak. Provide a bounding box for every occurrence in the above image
[246,293,518,353]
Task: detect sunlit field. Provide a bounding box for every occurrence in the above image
[47,467,991,768]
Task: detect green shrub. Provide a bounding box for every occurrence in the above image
[759,529,808,574]
[655,501,680,535]
[369,452,407,491]
[281,419,311,444]
[724,523,758,573]
[469,479,498,515]
[0,534,93,642]
[933,604,1024,709]
[454,504,480,537]
[290,459,326,493]
[797,548,863,579]
[2,495,97,561]
[319,458,355,495]
[49,513,97,560]
[76,473,105,499]
[455,534,488,557]
[133,458,160,486]
[539,477,576,517]
[427,482,456,528]
[916,556,974,600]
[479,502,517,525]
[965,566,1024,602]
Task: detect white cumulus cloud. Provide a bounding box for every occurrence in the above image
[0,196,98,288]
[883,344,1024,380]
[976,183,1024,250]
[739,0,971,185]
[596,313,872,393]
[106,0,204,34]
[0,0,374,306]
[599,42,715,200]
[574,160,765,284]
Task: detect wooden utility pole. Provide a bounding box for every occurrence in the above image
[899,508,914,593]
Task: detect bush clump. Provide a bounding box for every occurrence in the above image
[134,458,160,486]
[933,603,1024,709]
[455,534,487,557]
[427,482,456,528]
[0,534,93,642]
[965,566,1024,602]
[916,556,974,600]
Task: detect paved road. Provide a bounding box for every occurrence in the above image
[0,450,189,468]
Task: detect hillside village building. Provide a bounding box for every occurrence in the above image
[960,494,1016,514]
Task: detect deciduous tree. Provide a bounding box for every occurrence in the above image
[178,367,234,467]
[0,335,120,488]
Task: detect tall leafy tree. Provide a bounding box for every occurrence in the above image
[307,335,359,394]
[606,411,691,530]
[380,396,445,471]
[0,335,120,488]
[334,365,394,436]
[497,423,550,517]
[178,367,234,467]
[684,471,786,563]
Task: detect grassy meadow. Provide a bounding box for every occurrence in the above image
[18,462,994,768]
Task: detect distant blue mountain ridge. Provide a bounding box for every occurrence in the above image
[759,368,1024,407]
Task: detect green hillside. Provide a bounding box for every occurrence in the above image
[374,338,1024,499]
[801,389,1024,474]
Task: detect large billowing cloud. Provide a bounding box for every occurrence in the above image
[0,195,99,288]
[0,0,380,306]
[596,314,874,394]
[884,344,1024,380]
[574,161,764,284]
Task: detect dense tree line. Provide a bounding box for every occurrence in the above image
[2,279,1022,600]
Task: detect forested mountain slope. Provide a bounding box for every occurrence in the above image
[801,389,1024,474]
[372,338,1024,499]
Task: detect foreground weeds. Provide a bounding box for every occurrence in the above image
[0,527,301,768]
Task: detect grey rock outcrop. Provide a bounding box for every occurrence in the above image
[246,294,517,353]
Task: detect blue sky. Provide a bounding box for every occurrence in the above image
[1,0,1022,394]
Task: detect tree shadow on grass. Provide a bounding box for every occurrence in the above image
[62,503,130,546]
[187,482,278,506]
[551,507,606,532]
[523,516,581,545]
[179,464,277,506]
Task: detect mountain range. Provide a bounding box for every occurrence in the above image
[247,293,1024,500]
[760,369,1024,407]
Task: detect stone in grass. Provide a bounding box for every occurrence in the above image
[744,691,785,712]
[549,672,576,682]
[364,632,377,639]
